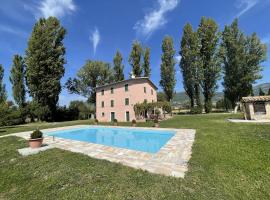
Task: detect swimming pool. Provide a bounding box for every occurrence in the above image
[47,127,175,153]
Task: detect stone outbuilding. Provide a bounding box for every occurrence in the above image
[241,96,270,120]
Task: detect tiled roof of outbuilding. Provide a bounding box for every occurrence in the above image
[241,96,270,103]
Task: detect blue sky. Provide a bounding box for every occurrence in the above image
[0,0,270,105]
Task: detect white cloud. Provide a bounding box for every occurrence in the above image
[235,0,259,18]
[175,55,182,63]
[0,24,28,38]
[89,27,100,55]
[37,0,76,18]
[134,0,180,37]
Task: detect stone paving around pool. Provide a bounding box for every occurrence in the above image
[1,125,196,178]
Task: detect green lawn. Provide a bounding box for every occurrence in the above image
[0,120,93,136]
[0,119,155,136]
[0,114,269,199]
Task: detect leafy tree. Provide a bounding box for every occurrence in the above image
[143,47,151,77]
[27,101,50,121]
[180,24,202,110]
[9,55,26,108]
[66,60,114,104]
[198,17,221,113]
[129,41,143,77]
[157,92,166,102]
[259,88,265,96]
[268,88,270,95]
[25,17,66,120]
[160,36,176,102]
[69,100,95,119]
[113,50,124,81]
[221,19,267,107]
[0,64,7,104]
[0,100,26,126]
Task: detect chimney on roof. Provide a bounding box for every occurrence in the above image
[129,71,136,79]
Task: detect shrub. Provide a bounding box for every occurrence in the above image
[0,104,24,126]
[30,130,43,139]
[27,101,50,121]
[162,101,172,113]
[95,119,98,123]
[5,110,24,125]
[155,109,161,116]
[190,106,203,114]
[204,101,212,113]
[154,118,159,123]
[132,119,136,124]
[113,119,118,123]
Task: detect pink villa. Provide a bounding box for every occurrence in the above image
[96,77,158,122]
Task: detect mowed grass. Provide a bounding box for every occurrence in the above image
[0,120,92,136]
[0,119,155,136]
[0,114,269,199]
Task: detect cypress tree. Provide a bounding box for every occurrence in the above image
[180,23,202,110]
[9,55,26,107]
[113,51,124,81]
[129,41,143,77]
[143,47,151,77]
[259,88,265,96]
[0,64,7,104]
[197,17,221,113]
[160,36,176,102]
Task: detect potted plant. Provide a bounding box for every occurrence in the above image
[154,118,159,128]
[94,119,99,125]
[132,119,136,127]
[113,119,118,126]
[29,129,43,148]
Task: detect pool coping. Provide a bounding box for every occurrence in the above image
[2,125,196,178]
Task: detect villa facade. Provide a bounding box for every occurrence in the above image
[96,77,158,122]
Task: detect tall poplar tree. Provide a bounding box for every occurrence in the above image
[0,64,7,104]
[25,17,66,120]
[197,17,221,113]
[129,41,143,77]
[221,19,267,107]
[160,36,176,102]
[180,23,202,110]
[10,55,26,107]
[113,51,124,81]
[143,47,151,77]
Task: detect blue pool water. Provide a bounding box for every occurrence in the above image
[47,127,175,153]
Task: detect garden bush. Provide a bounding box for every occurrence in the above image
[30,130,43,139]
[190,106,203,114]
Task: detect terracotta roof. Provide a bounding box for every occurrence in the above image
[95,77,158,90]
[241,96,270,103]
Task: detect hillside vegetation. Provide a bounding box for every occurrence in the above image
[172,83,270,104]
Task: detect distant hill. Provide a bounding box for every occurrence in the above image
[172,83,270,104]
[172,91,223,105]
[253,83,270,95]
